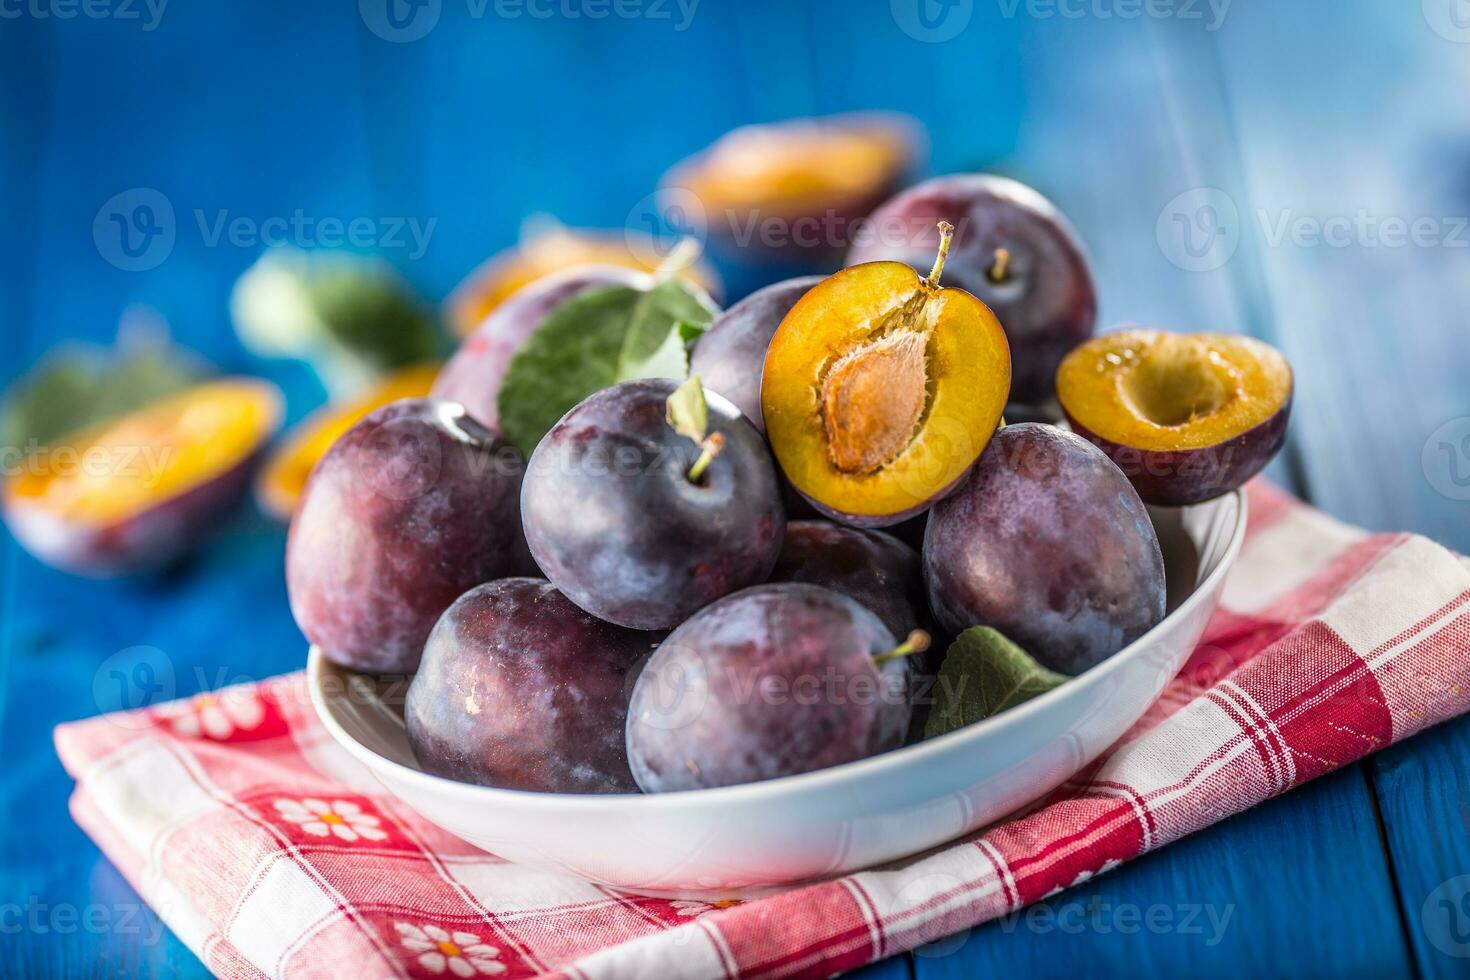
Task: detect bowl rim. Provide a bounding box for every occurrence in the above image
[308,488,1247,811]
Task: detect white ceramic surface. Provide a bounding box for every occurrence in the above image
[309,490,1245,898]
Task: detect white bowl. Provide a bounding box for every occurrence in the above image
[309,490,1245,898]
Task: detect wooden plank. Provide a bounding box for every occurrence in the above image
[0,2,377,976]
[914,767,1410,977]
[1208,5,1470,978]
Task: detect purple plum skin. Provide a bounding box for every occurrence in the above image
[287,398,535,674]
[432,265,648,432]
[772,520,925,639]
[626,583,911,792]
[1066,394,1292,506]
[521,379,785,631]
[689,276,821,434]
[848,174,1097,404]
[923,423,1165,675]
[406,578,654,794]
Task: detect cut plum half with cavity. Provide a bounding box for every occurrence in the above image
[1057,329,1292,505]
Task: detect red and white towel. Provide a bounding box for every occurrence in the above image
[55,482,1470,979]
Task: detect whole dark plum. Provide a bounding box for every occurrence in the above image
[406,579,654,793]
[688,276,821,433]
[848,174,1097,403]
[924,423,1165,675]
[626,583,914,792]
[287,399,534,674]
[521,379,784,630]
[433,265,647,432]
[771,520,925,639]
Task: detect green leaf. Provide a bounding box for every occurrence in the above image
[1,334,207,452]
[665,376,709,445]
[231,248,439,399]
[925,627,1069,739]
[496,277,719,455]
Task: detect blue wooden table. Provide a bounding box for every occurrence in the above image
[3,2,1469,976]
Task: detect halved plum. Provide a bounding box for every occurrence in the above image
[663,112,922,263]
[1057,329,1293,505]
[3,379,283,576]
[761,223,1011,527]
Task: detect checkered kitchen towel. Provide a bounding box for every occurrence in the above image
[54,482,1470,979]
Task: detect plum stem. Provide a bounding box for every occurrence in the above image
[924,222,955,289]
[687,432,725,483]
[874,630,932,665]
[988,247,1012,283]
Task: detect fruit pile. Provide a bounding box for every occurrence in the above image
[284,159,1293,795]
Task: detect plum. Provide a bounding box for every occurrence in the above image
[287,398,534,674]
[521,378,783,630]
[433,264,648,432]
[924,423,1165,675]
[688,276,821,433]
[771,521,925,639]
[763,222,1010,527]
[626,583,917,791]
[1057,329,1293,505]
[2,379,282,577]
[848,174,1097,404]
[406,578,653,793]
